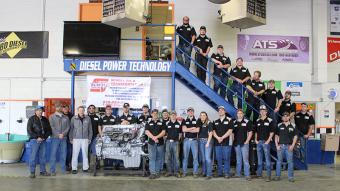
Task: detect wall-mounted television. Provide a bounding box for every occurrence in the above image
[63,21,121,57]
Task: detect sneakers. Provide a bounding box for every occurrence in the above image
[149,174,157,179]
[224,175,231,179]
[164,173,172,177]
[155,174,161,179]
[29,173,36,178]
[176,173,182,178]
[206,176,212,180]
[266,177,271,182]
[273,176,281,181]
[40,172,51,176]
[193,174,199,178]
[51,172,56,176]
[72,170,78,174]
[83,169,89,173]
[288,178,295,182]
[245,176,251,181]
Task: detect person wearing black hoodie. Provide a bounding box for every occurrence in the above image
[27,106,52,178]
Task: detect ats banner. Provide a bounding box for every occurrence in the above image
[327,37,340,63]
[0,31,48,58]
[86,76,151,108]
[238,34,309,63]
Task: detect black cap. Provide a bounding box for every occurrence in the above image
[200,26,206,30]
[151,109,159,113]
[217,45,223,49]
[142,104,149,108]
[282,111,290,116]
[187,107,194,112]
[123,103,130,108]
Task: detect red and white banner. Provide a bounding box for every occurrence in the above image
[86,76,151,108]
[327,37,340,63]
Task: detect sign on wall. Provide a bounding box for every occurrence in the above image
[285,81,303,97]
[237,34,309,63]
[327,37,340,63]
[64,59,172,73]
[0,31,48,58]
[330,0,340,35]
[86,76,151,108]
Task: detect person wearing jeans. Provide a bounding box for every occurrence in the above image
[145,109,166,179]
[176,16,196,70]
[69,106,93,174]
[197,112,213,179]
[213,106,233,178]
[49,104,70,175]
[233,109,253,180]
[181,107,200,177]
[274,112,298,182]
[27,106,52,178]
[227,57,251,109]
[254,105,275,181]
[164,111,182,178]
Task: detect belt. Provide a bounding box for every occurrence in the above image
[199,138,208,140]
[186,138,197,141]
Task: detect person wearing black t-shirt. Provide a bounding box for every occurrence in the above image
[197,111,214,179]
[213,106,234,178]
[181,107,200,177]
[138,104,152,124]
[87,104,100,169]
[119,103,137,125]
[274,112,298,182]
[164,111,182,178]
[211,45,231,99]
[227,57,251,109]
[254,105,275,181]
[145,109,166,179]
[278,91,296,123]
[245,71,265,121]
[262,79,283,124]
[176,16,197,69]
[193,26,213,83]
[233,110,253,180]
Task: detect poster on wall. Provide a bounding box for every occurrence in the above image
[327,37,340,63]
[86,76,151,108]
[0,31,49,58]
[237,34,309,63]
[285,81,303,97]
[330,0,340,35]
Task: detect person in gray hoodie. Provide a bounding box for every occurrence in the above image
[49,103,70,175]
[69,106,93,174]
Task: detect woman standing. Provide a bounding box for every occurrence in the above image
[197,112,213,179]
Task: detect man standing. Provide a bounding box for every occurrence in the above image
[278,91,296,122]
[49,104,70,176]
[119,103,137,125]
[193,26,213,83]
[69,106,93,174]
[245,71,265,121]
[27,106,52,178]
[176,16,196,69]
[181,107,200,177]
[87,105,100,169]
[227,57,251,109]
[211,45,231,99]
[145,109,166,179]
[274,112,298,182]
[138,104,152,124]
[62,105,73,172]
[254,105,275,182]
[99,105,118,170]
[262,79,283,124]
[164,111,182,178]
[213,106,233,178]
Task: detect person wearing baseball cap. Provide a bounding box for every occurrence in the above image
[254,105,275,181]
[145,108,166,179]
[119,102,137,125]
[274,111,298,182]
[164,110,182,178]
[211,44,231,99]
[213,105,234,178]
[27,106,52,178]
[181,106,200,177]
[138,104,152,124]
[278,90,296,123]
[193,25,213,83]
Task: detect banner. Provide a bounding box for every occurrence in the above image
[0,31,48,58]
[86,76,151,108]
[237,34,309,63]
[64,59,172,73]
[327,37,340,63]
[285,81,303,97]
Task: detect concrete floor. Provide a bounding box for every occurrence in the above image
[0,163,340,191]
